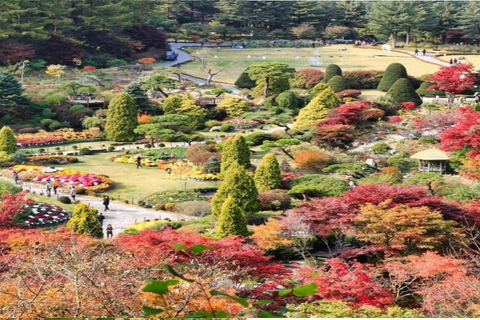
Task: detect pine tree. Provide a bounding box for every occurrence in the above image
[387,78,423,105]
[255,153,281,192]
[216,95,250,118]
[322,64,343,83]
[176,93,207,129]
[216,195,249,238]
[105,92,138,142]
[212,162,260,216]
[66,203,103,238]
[377,63,408,92]
[293,87,340,130]
[0,126,17,154]
[0,71,30,119]
[162,95,183,114]
[220,135,251,173]
[123,82,153,113]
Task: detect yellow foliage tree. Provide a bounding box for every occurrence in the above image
[250,219,292,250]
[45,64,65,78]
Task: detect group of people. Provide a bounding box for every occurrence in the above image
[414,49,427,56]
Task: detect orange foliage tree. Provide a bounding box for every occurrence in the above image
[293,149,331,171]
[250,219,293,250]
[137,113,152,124]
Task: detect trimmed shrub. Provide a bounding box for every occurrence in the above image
[219,123,233,132]
[322,64,342,83]
[258,189,291,210]
[220,135,250,173]
[234,68,256,89]
[275,90,298,109]
[79,147,92,155]
[309,82,329,96]
[288,174,349,199]
[296,69,324,88]
[293,87,340,130]
[164,203,176,211]
[216,195,249,238]
[105,92,138,142]
[416,81,446,97]
[327,75,350,93]
[244,132,277,146]
[377,63,408,91]
[387,78,423,106]
[0,126,17,154]
[58,196,72,204]
[186,144,220,165]
[174,201,211,217]
[216,95,250,118]
[362,108,385,121]
[66,203,103,238]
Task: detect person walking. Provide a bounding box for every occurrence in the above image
[106,224,113,239]
[45,181,52,197]
[13,171,18,185]
[103,195,110,211]
[98,212,105,226]
[70,186,77,201]
[422,49,426,56]
[52,180,59,195]
[414,48,418,56]
[136,155,143,169]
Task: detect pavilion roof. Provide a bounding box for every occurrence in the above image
[410,148,452,160]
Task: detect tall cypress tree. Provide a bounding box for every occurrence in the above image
[220,135,250,173]
[0,126,17,154]
[105,92,138,142]
[254,153,281,192]
[66,203,104,238]
[212,161,259,216]
[216,195,249,238]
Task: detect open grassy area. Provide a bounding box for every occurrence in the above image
[180,45,442,84]
[60,152,219,203]
[437,54,480,69]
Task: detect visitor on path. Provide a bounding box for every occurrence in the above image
[52,180,59,195]
[450,58,453,64]
[70,186,77,201]
[136,156,143,169]
[454,58,458,64]
[45,182,52,197]
[103,195,110,211]
[13,171,18,184]
[98,212,105,226]
[422,49,426,56]
[414,49,418,56]
[106,224,113,239]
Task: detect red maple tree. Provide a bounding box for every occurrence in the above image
[428,63,477,94]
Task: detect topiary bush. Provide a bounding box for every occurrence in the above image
[244,132,277,146]
[275,90,298,109]
[309,82,330,96]
[234,68,256,89]
[322,64,342,83]
[296,69,324,88]
[219,123,233,132]
[258,189,291,210]
[79,147,92,155]
[327,75,350,93]
[377,63,408,92]
[416,81,446,97]
[387,78,423,106]
[58,196,72,204]
[288,174,349,199]
[344,70,384,89]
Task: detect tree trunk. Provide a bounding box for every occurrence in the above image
[158,87,169,98]
[264,76,270,96]
[206,72,213,85]
[391,31,397,48]
[406,29,410,44]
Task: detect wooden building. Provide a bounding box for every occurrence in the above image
[410,148,452,174]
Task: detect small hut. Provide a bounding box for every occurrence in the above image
[410,148,452,174]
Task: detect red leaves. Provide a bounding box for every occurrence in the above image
[428,63,477,94]
[439,106,480,157]
[0,191,33,229]
[295,259,393,307]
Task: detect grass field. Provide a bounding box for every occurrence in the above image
[62,152,219,203]
[436,55,480,69]
[180,45,443,84]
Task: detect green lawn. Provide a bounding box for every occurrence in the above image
[180,45,442,84]
[437,54,480,69]
[56,151,219,203]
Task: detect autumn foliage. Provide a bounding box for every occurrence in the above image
[293,149,331,171]
[428,63,477,94]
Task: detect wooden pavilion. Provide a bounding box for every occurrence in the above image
[69,95,106,110]
[410,148,452,174]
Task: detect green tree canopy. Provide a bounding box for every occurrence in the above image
[0,126,17,154]
[216,195,249,238]
[220,135,250,173]
[246,63,295,96]
[254,153,281,192]
[66,203,103,238]
[0,71,30,120]
[105,92,138,142]
[216,95,250,118]
[293,87,340,130]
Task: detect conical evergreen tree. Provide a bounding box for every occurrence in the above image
[293,87,340,130]
[254,153,281,192]
[377,63,408,92]
[387,78,423,105]
[216,195,249,238]
[0,71,30,119]
[105,92,138,142]
[66,203,103,238]
[220,135,251,173]
[0,126,17,154]
[212,161,260,216]
[123,82,154,114]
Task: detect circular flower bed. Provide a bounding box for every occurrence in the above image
[110,155,158,167]
[17,202,71,227]
[11,165,113,193]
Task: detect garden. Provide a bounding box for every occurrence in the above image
[2,1,480,316]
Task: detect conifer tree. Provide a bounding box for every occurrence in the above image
[322,64,343,83]
[212,161,260,216]
[0,126,17,154]
[377,63,408,92]
[293,87,340,130]
[220,135,251,173]
[216,195,249,238]
[0,70,30,119]
[123,82,153,113]
[216,95,250,118]
[255,153,281,192]
[327,75,350,92]
[105,92,138,142]
[176,93,207,129]
[162,95,183,114]
[66,203,103,238]
[387,78,423,105]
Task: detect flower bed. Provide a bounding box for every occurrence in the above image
[221,118,260,130]
[16,202,71,227]
[138,190,207,208]
[188,172,219,181]
[16,129,103,147]
[110,155,158,167]
[12,165,113,192]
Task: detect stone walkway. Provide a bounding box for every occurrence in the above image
[9,179,192,237]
